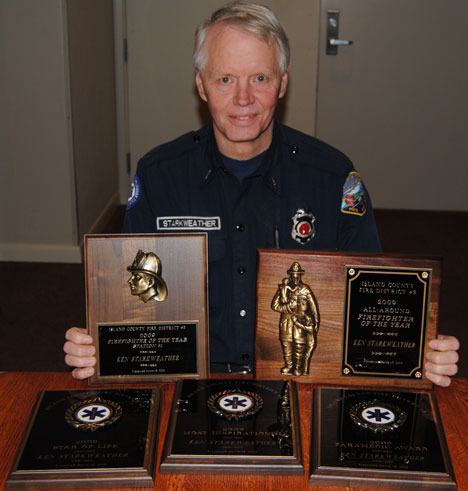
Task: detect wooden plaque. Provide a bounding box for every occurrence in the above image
[85,234,209,384]
[256,250,441,389]
[6,389,160,488]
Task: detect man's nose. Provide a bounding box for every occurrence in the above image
[234,81,254,106]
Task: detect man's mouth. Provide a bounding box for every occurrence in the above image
[229,114,257,124]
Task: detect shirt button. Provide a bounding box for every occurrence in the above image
[239,309,247,317]
[235,223,245,232]
[237,266,245,275]
[290,144,299,155]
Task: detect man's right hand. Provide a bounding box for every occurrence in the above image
[63,327,96,379]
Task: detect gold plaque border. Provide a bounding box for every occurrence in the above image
[95,320,200,381]
[342,266,430,378]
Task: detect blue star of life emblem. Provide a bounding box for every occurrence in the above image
[76,405,110,423]
[362,406,395,424]
[219,393,253,413]
[225,396,247,409]
[207,389,263,420]
[349,398,406,433]
[65,397,122,431]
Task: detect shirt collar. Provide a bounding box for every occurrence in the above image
[201,121,282,195]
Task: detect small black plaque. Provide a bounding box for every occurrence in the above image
[98,322,197,377]
[161,379,303,474]
[7,389,160,488]
[310,387,456,489]
[342,266,430,378]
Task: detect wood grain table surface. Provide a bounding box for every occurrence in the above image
[0,372,466,490]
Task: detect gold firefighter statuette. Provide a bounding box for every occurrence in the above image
[271,262,319,376]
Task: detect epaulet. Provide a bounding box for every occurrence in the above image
[279,124,353,176]
[137,127,209,170]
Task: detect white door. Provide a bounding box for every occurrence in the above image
[316,0,468,210]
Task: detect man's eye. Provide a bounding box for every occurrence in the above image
[220,76,231,84]
[256,74,267,82]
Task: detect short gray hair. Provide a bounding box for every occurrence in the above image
[194,1,290,74]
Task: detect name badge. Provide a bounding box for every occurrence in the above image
[157,216,221,231]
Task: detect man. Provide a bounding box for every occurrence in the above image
[64,1,459,385]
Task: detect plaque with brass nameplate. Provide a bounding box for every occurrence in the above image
[309,386,457,489]
[85,234,209,384]
[6,389,160,488]
[256,250,441,389]
[160,379,303,474]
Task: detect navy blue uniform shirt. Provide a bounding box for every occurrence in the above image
[122,123,381,372]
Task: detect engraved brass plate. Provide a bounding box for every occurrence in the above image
[342,266,430,378]
[98,321,198,377]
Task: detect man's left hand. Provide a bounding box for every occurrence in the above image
[425,335,460,387]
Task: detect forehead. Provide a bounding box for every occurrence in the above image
[204,23,279,73]
[132,270,148,277]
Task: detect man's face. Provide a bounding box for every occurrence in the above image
[195,24,288,159]
[128,271,153,296]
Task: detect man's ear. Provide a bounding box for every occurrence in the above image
[195,71,208,102]
[278,71,289,99]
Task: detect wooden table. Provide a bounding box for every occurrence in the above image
[0,372,466,490]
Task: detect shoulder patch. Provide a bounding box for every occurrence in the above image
[126,174,141,210]
[341,172,367,216]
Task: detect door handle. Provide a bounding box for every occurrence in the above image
[326,10,353,55]
[329,38,353,47]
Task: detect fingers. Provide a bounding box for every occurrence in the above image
[428,335,460,352]
[71,367,95,380]
[425,334,460,387]
[425,361,458,377]
[65,352,96,380]
[63,327,95,358]
[64,352,96,368]
[425,349,459,365]
[63,326,96,380]
[63,339,95,357]
[425,371,452,387]
[65,327,93,345]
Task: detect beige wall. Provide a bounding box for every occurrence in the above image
[0,0,119,262]
[67,0,118,238]
[315,0,468,211]
[0,0,78,261]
